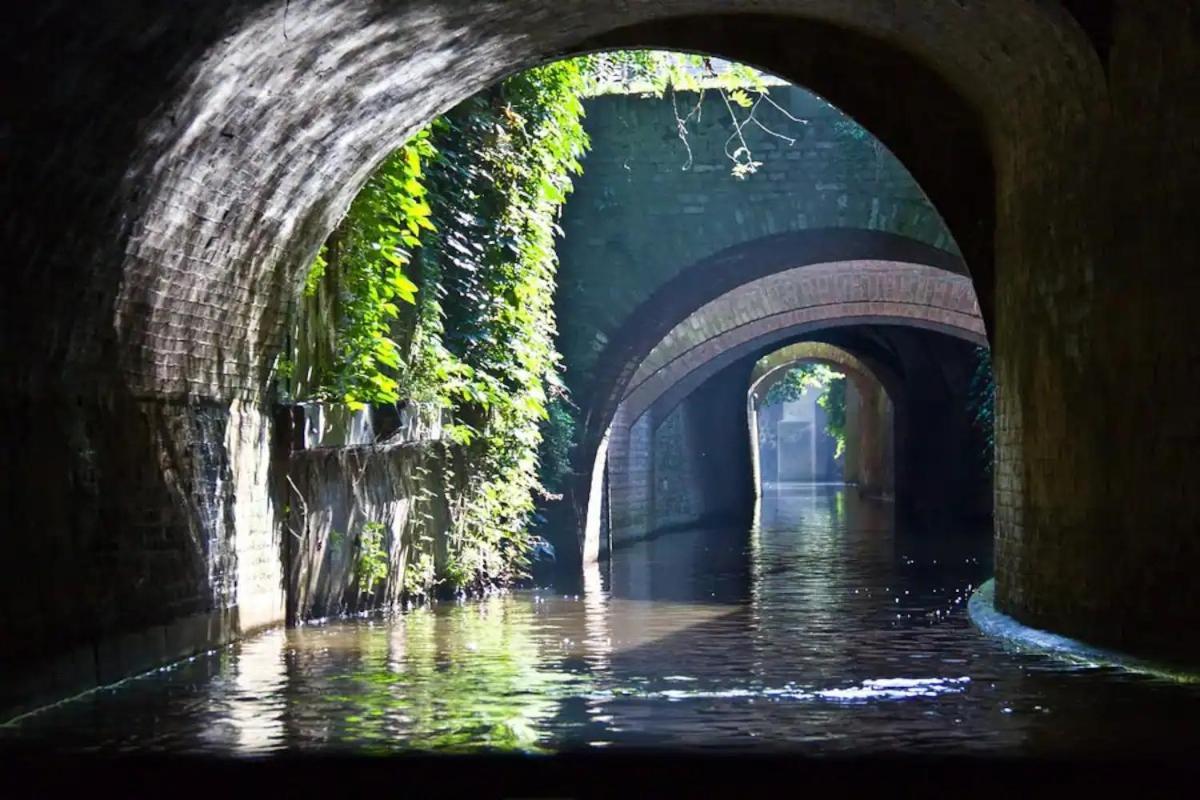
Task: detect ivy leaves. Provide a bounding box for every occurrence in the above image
[413,62,590,588]
[288,56,596,593]
[292,59,592,592]
[301,129,439,410]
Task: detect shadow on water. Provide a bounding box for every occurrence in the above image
[4,484,1200,761]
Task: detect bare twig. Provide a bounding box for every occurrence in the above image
[670,86,705,171]
[720,88,758,175]
[759,92,809,124]
[285,474,308,541]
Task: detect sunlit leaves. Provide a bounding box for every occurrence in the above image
[762,363,848,457]
[291,55,595,594]
[298,128,438,408]
[728,88,754,108]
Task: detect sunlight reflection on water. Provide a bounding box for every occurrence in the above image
[6,486,1200,756]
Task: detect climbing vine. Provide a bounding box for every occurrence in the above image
[281,131,435,408]
[282,50,802,598]
[285,59,590,595]
[419,60,589,591]
[356,522,389,597]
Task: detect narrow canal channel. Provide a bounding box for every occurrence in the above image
[6,485,1199,755]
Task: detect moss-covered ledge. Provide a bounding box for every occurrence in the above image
[968,579,1200,684]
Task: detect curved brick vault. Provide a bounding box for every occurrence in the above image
[617,260,984,426]
[600,324,987,552]
[590,261,983,558]
[5,0,1200,702]
[749,342,880,399]
[573,231,968,453]
[745,342,895,497]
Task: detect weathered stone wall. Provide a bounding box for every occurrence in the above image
[284,443,452,622]
[0,398,284,719]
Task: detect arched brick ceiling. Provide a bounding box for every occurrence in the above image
[616,260,983,424]
[3,0,1096,402]
[748,342,880,404]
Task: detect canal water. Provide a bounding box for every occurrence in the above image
[6,484,1200,756]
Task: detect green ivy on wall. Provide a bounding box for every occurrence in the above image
[285,59,591,595]
[282,51,790,596]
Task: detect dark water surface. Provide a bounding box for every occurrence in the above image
[6,485,1200,756]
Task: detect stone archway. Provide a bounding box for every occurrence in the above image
[595,261,985,553]
[7,0,1200,699]
[746,343,894,499]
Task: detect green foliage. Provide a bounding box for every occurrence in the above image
[763,362,837,405]
[357,522,390,596]
[295,131,436,410]
[818,376,847,460]
[762,363,847,458]
[968,346,995,471]
[404,542,437,598]
[537,393,576,498]
[286,50,806,599]
[288,58,592,597]
[421,59,590,592]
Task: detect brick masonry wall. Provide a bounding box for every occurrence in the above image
[556,85,957,393]
[5,0,1199,699]
[991,3,1200,661]
[620,261,984,424]
[606,360,756,546]
[0,397,284,719]
[606,408,655,546]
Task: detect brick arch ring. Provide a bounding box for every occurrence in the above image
[576,232,977,478]
[748,342,883,407]
[743,341,895,495]
[617,260,986,426]
[578,259,986,562]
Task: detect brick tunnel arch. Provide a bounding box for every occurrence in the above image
[574,231,967,454]
[9,1,1101,400]
[15,0,1195,695]
[746,342,896,497]
[592,258,986,556]
[749,343,886,404]
[616,260,983,426]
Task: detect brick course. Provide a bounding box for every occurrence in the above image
[3,0,1198,704]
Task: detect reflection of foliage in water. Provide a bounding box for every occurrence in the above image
[326,598,592,753]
